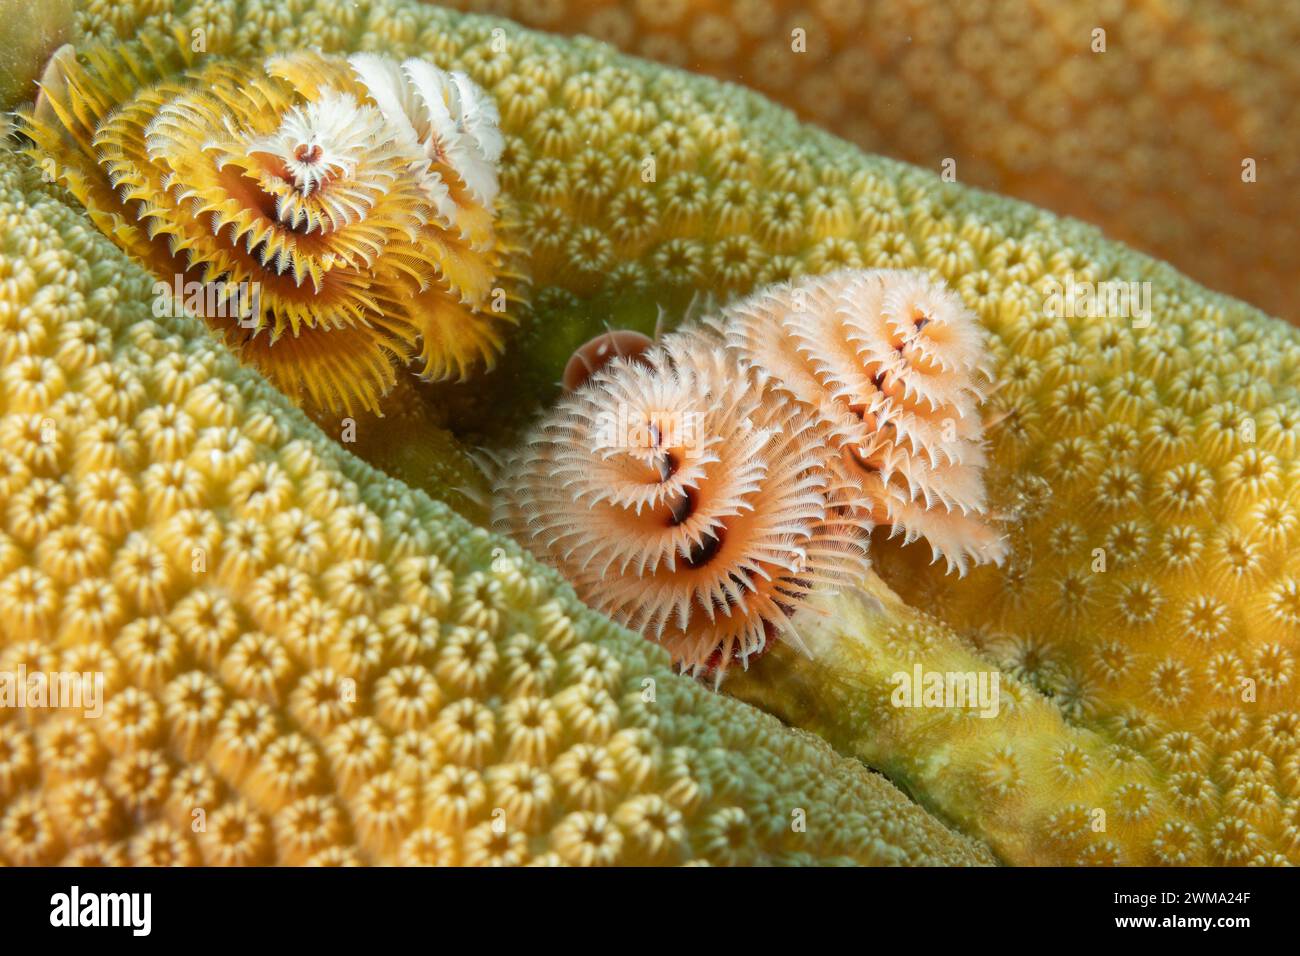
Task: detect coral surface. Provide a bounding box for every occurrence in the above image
[0,146,990,865]
[429,0,1298,323]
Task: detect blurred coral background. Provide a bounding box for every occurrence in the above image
[435,0,1298,322]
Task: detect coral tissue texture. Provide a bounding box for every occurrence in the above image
[0,148,992,866]
[10,0,1300,865]
[433,0,1299,323]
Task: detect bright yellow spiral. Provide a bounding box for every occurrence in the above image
[22,44,522,416]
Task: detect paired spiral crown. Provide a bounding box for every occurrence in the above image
[497,269,1006,676]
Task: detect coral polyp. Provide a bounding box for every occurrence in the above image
[720,270,1006,575]
[495,329,873,675]
[21,46,520,415]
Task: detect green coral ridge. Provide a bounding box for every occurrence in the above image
[2,0,1297,865]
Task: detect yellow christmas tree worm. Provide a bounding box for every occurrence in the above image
[23,46,522,417]
[0,147,993,865]
[8,0,1300,865]
[21,38,525,517]
[414,0,1296,323]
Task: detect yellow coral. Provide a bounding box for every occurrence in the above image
[0,143,989,864]
[426,0,1298,322]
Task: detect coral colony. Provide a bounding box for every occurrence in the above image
[0,0,1297,867]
